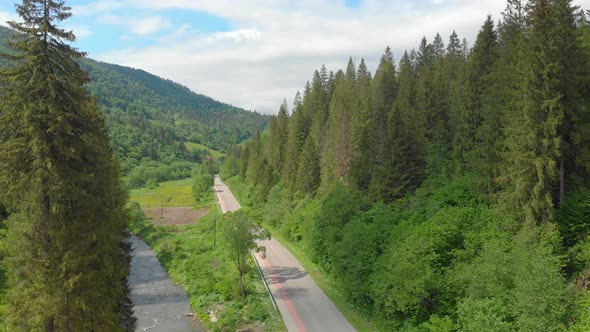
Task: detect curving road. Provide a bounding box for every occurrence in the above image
[129,235,206,332]
[214,176,356,332]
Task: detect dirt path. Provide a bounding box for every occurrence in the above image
[143,207,208,226]
[129,235,206,332]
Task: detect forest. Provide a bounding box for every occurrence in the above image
[224,0,590,330]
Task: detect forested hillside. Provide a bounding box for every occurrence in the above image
[226,1,590,331]
[0,25,269,187]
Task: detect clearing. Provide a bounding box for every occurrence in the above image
[144,207,209,226]
[185,142,225,159]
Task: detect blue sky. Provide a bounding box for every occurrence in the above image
[0,1,232,55]
[1,0,590,113]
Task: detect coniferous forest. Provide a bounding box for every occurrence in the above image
[226,0,590,330]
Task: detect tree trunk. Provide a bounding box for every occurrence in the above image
[559,158,565,208]
[240,273,246,297]
[44,316,54,332]
[41,176,54,331]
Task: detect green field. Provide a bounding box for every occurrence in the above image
[185,142,225,159]
[129,178,193,208]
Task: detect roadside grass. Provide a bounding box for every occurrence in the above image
[128,203,286,332]
[185,142,225,159]
[224,176,381,332]
[129,178,193,208]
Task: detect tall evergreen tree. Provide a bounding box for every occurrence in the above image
[459,16,502,192]
[265,99,289,172]
[368,47,397,198]
[308,70,329,148]
[378,52,426,200]
[296,136,321,194]
[282,94,308,192]
[452,20,497,177]
[0,0,129,330]
[500,0,570,223]
[323,67,356,190]
[350,58,373,191]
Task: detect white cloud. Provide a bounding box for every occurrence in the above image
[97,14,171,36]
[129,16,172,36]
[72,0,125,17]
[63,25,93,39]
[89,0,590,113]
[0,11,19,27]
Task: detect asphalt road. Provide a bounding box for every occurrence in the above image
[129,235,206,332]
[213,175,356,332]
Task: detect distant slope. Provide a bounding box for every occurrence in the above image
[0,26,268,185]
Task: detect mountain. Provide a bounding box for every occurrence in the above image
[0,26,269,187]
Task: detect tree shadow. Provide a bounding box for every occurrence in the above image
[264,266,308,285]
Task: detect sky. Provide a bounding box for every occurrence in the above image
[1,0,590,114]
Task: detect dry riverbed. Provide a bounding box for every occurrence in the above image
[129,235,207,332]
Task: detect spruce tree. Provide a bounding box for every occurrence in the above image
[460,16,502,192]
[453,19,499,177]
[0,0,129,330]
[368,47,397,198]
[350,58,373,191]
[308,70,328,148]
[265,100,289,172]
[500,0,567,223]
[322,67,356,190]
[282,94,308,192]
[296,136,321,194]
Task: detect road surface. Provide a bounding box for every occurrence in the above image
[214,175,356,332]
[129,235,206,332]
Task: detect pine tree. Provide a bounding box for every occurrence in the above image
[458,16,502,192]
[265,99,289,172]
[322,65,356,190]
[368,47,397,198]
[500,0,567,224]
[296,136,321,194]
[552,0,589,205]
[379,52,426,200]
[308,70,328,148]
[350,58,373,191]
[282,95,308,192]
[0,1,129,329]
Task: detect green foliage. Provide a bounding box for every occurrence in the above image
[192,171,214,203]
[456,298,512,332]
[221,210,270,296]
[570,290,590,332]
[558,186,590,247]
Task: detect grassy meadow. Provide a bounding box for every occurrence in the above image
[129,178,193,208]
